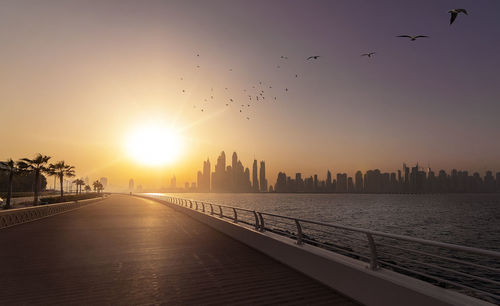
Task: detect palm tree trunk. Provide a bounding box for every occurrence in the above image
[59,174,64,197]
[34,170,40,205]
[6,169,13,209]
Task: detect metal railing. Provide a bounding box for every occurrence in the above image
[146,194,500,304]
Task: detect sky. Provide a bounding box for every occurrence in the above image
[1,0,499,190]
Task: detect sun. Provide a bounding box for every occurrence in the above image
[125,123,183,166]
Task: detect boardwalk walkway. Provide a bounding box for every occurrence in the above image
[0,195,359,305]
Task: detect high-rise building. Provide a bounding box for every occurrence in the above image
[326,170,332,192]
[197,171,203,191]
[355,171,363,193]
[252,159,259,192]
[99,177,108,189]
[347,177,354,192]
[196,158,211,192]
[128,179,134,191]
[212,151,227,192]
[231,152,238,190]
[259,161,267,192]
[336,173,347,192]
[275,172,287,192]
[203,158,211,192]
[170,176,176,188]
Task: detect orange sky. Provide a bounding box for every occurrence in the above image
[1,1,499,190]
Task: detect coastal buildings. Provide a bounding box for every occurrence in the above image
[197,151,267,193]
[273,164,500,194]
[190,153,500,194]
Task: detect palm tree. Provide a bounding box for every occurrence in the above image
[76,179,82,194]
[18,154,51,205]
[0,159,20,209]
[48,161,75,198]
[73,178,85,194]
[84,185,91,193]
[92,180,104,194]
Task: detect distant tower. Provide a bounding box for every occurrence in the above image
[326,170,332,191]
[213,151,226,192]
[355,171,363,193]
[232,152,238,172]
[197,171,203,191]
[128,179,134,191]
[252,159,259,192]
[203,158,211,192]
[259,161,267,192]
[170,176,176,188]
[99,177,108,189]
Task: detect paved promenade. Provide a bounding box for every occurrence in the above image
[0,195,359,305]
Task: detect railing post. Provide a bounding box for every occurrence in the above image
[195,201,198,210]
[189,200,193,209]
[201,202,205,213]
[258,212,265,232]
[295,219,304,245]
[366,233,379,270]
[233,208,238,223]
[210,204,214,215]
[219,206,223,218]
[253,211,259,230]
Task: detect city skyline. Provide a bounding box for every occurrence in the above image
[180,152,500,194]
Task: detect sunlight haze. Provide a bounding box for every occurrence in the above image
[1,0,499,190]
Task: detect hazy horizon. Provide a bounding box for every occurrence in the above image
[1,0,499,189]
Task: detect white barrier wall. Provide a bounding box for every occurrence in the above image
[0,196,105,230]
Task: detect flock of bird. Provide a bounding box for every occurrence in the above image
[181,8,468,121]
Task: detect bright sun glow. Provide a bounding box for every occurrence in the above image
[125,123,183,166]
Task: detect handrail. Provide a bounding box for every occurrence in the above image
[260,212,500,259]
[146,194,500,304]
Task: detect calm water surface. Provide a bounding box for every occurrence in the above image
[153,193,500,251]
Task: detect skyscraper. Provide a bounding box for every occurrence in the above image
[203,158,211,192]
[355,171,363,193]
[99,177,108,189]
[252,159,259,192]
[212,151,227,192]
[326,170,332,191]
[128,179,134,191]
[197,171,203,191]
[259,161,267,192]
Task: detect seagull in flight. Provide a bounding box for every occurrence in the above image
[397,35,429,41]
[361,52,376,58]
[449,9,468,25]
[307,55,320,60]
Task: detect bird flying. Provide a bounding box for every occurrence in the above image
[397,35,429,41]
[449,9,468,25]
[307,55,320,60]
[361,52,376,58]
